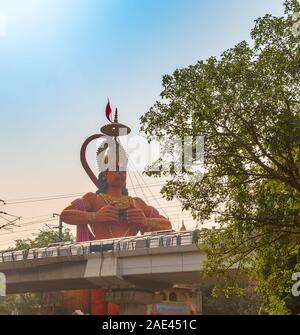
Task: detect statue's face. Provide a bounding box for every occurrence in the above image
[105,170,126,188]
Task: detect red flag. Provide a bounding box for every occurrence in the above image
[105,99,112,122]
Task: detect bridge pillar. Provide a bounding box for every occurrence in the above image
[104,289,163,315]
[193,289,203,315]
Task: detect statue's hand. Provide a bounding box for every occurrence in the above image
[127,208,147,229]
[95,202,119,223]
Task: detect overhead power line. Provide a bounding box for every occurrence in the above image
[21,214,55,220]
[18,217,57,227]
[0,212,21,231]
[0,211,21,219]
[4,194,86,205]
[2,182,167,205]
[0,218,58,236]
[4,192,87,202]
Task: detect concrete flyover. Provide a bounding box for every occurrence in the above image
[0,243,230,294]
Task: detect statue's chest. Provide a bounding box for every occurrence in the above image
[93,194,134,224]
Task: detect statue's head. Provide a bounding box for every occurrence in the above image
[97,169,128,195]
[96,138,129,195]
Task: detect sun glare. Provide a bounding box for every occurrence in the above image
[0,0,68,38]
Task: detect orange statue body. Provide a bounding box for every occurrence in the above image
[61,171,171,240]
[61,104,171,315]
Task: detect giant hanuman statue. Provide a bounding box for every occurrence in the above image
[61,102,172,315]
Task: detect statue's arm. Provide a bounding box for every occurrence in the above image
[61,193,118,226]
[61,192,96,225]
[132,197,172,233]
[142,217,172,233]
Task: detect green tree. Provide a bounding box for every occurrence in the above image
[202,284,261,315]
[140,0,300,314]
[14,227,73,250]
[0,228,73,314]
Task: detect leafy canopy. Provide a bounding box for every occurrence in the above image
[140,0,300,314]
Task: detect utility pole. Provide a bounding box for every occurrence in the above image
[53,213,63,242]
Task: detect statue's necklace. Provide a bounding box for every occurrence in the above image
[99,193,131,238]
[100,194,131,209]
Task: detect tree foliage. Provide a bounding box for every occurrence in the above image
[140,0,300,314]
[14,227,73,250]
[0,228,73,314]
[202,284,260,315]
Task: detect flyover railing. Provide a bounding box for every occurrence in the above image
[0,230,198,263]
